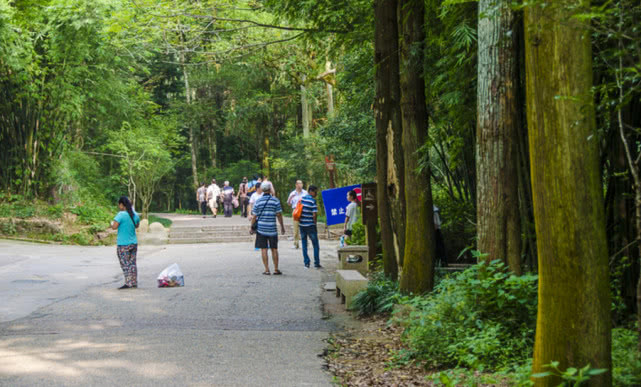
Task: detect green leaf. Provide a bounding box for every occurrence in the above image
[532,372,552,378]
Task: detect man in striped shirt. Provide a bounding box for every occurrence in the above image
[251,181,286,275]
[299,185,321,268]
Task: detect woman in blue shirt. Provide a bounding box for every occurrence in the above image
[110,196,140,289]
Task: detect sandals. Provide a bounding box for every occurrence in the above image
[273,270,282,275]
[262,271,271,275]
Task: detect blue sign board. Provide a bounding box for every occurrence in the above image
[321,184,360,226]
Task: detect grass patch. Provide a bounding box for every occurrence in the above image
[148,214,172,228]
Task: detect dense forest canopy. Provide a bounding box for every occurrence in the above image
[1,0,641,384]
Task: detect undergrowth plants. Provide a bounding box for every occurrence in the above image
[349,259,639,385]
[393,260,538,371]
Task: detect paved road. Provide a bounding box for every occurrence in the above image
[0,234,338,386]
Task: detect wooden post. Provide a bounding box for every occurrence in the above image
[361,182,378,263]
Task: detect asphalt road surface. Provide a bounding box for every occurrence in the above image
[0,236,338,386]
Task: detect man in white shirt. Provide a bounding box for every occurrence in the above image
[287,180,308,249]
[248,182,263,220]
[206,178,221,218]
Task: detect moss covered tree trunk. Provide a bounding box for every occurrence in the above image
[374,0,402,280]
[476,0,521,273]
[398,0,436,294]
[388,96,406,269]
[524,0,612,384]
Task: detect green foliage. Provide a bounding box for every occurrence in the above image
[393,260,538,371]
[69,201,112,227]
[532,362,608,387]
[429,367,509,386]
[350,272,400,317]
[346,220,366,246]
[0,220,16,235]
[203,160,261,190]
[612,327,641,386]
[69,232,92,246]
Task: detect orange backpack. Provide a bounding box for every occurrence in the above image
[292,200,303,221]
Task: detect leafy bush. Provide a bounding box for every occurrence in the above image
[350,272,400,317]
[532,362,607,386]
[612,327,641,386]
[70,232,92,246]
[70,201,112,227]
[346,220,366,245]
[393,260,538,371]
[0,220,16,235]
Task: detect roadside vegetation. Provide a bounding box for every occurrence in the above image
[327,260,641,386]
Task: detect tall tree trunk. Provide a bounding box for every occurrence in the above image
[476,0,521,273]
[301,75,311,138]
[398,0,436,294]
[525,0,612,384]
[374,0,401,280]
[180,52,198,188]
[388,83,406,268]
[208,126,217,169]
[325,61,335,118]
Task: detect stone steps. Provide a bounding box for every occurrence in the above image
[168,236,256,244]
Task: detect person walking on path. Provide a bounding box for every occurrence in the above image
[248,182,263,220]
[251,181,286,275]
[342,190,360,246]
[196,182,207,218]
[110,196,140,289]
[207,178,221,218]
[287,180,308,249]
[299,185,321,268]
[222,181,235,217]
[237,177,249,217]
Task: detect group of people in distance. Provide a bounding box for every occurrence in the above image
[196,175,278,219]
[109,176,361,288]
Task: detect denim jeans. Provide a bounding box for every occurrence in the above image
[299,225,320,266]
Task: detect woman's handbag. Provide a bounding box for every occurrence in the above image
[292,200,303,221]
[250,199,268,235]
[233,197,239,208]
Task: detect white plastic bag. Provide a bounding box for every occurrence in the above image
[157,263,184,287]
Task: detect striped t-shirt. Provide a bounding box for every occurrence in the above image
[299,194,318,227]
[252,194,282,236]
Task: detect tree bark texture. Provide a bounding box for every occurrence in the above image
[374,0,401,280]
[398,0,436,294]
[476,0,522,274]
[388,87,406,268]
[325,61,335,118]
[180,52,198,189]
[525,1,612,384]
[301,75,311,138]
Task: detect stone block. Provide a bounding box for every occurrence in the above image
[335,269,368,308]
[138,219,149,233]
[149,222,166,233]
[337,245,369,276]
[139,222,168,245]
